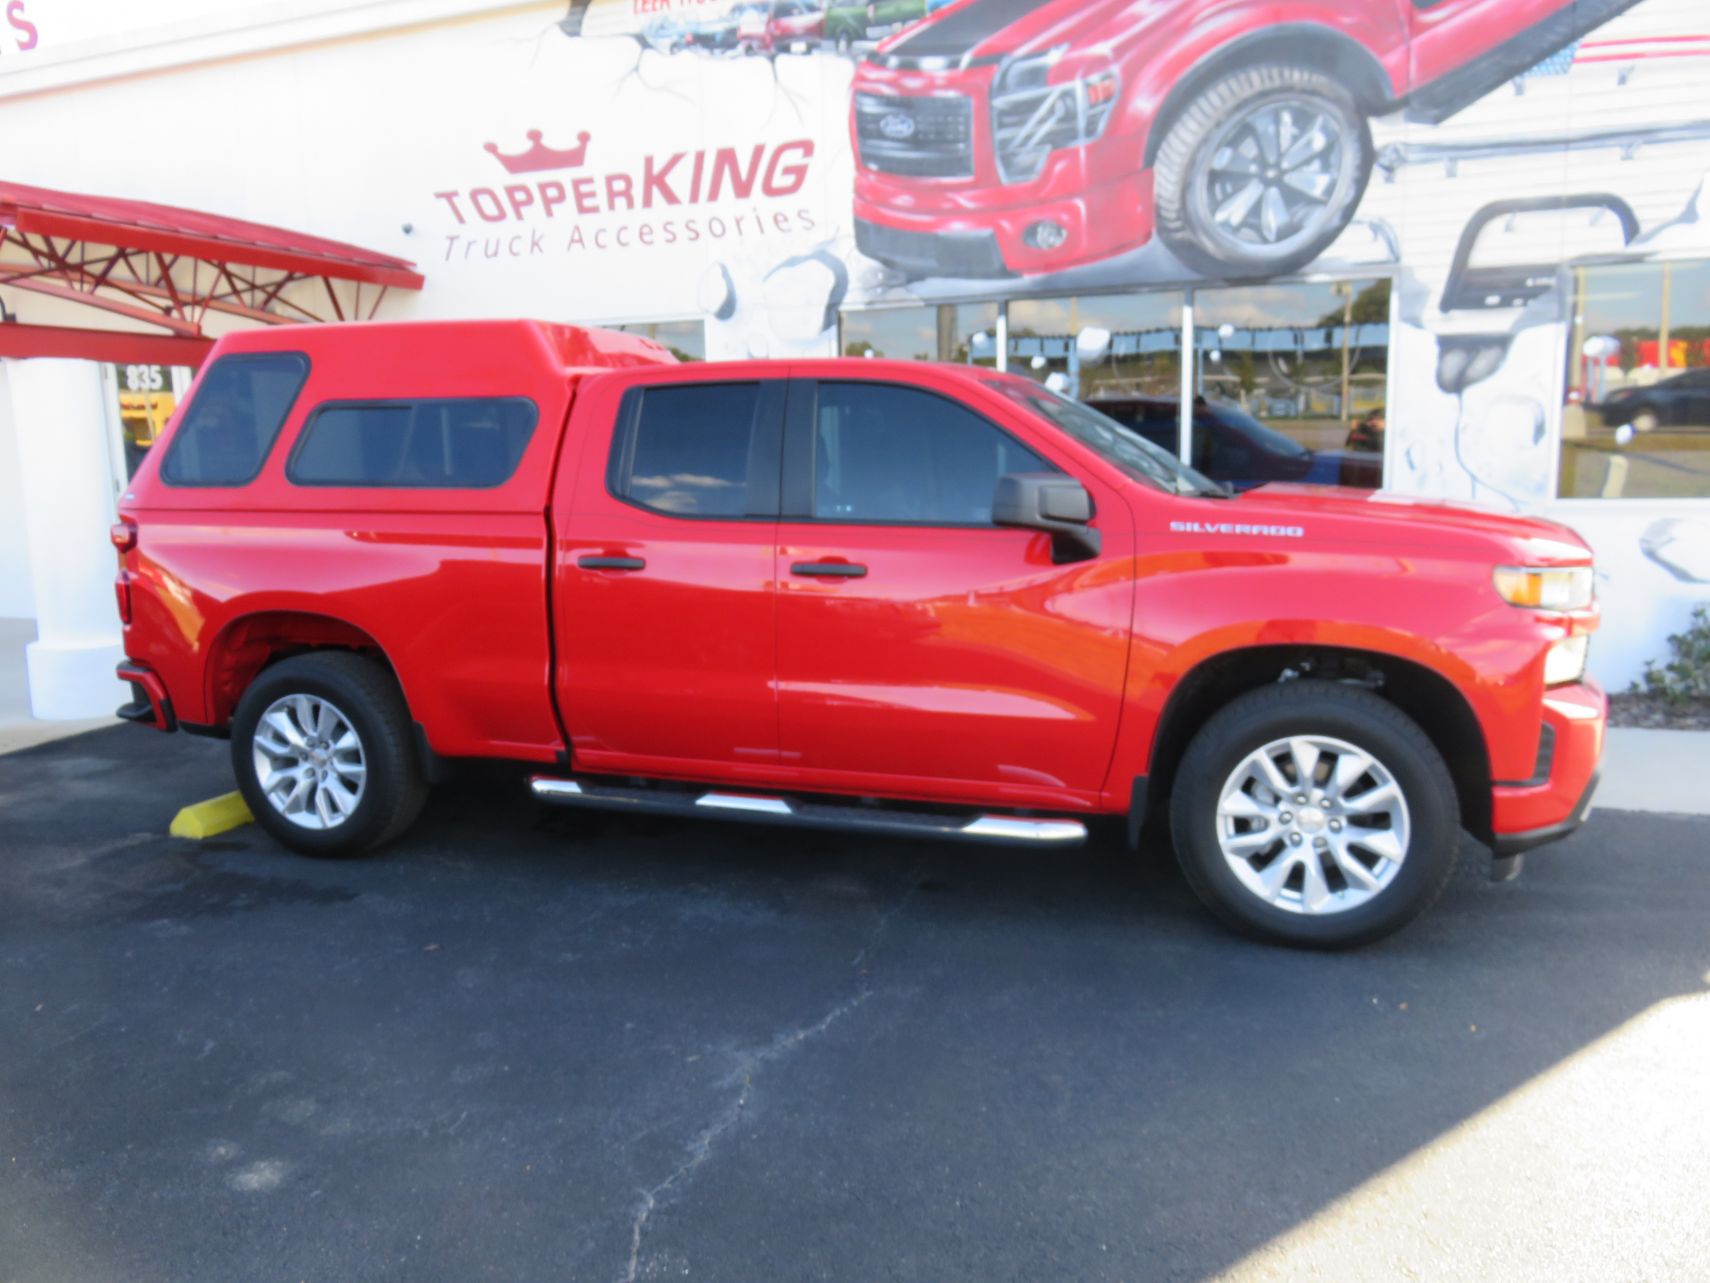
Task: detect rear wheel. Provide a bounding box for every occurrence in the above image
[231,652,428,857]
[1168,680,1458,948]
[1153,64,1373,280]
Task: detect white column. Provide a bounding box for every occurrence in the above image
[5,357,128,719]
[1179,291,1196,467]
[0,363,37,618]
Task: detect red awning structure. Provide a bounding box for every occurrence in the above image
[0,180,425,365]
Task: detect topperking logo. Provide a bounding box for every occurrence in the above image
[433,127,817,262]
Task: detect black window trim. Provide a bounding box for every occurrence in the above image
[283,394,542,490]
[781,376,1075,529]
[158,350,311,489]
[605,378,786,522]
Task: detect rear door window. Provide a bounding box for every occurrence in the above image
[159,352,309,486]
[608,381,782,518]
[288,398,538,487]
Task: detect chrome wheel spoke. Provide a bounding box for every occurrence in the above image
[1254,751,1294,799]
[1259,187,1292,242]
[1279,117,1329,170]
[1225,827,1279,856]
[1330,749,1373,800]
[1329,840,1383,892]
[263,709,307,753]
[1298,853,1334,913]
[1351,829,1404,865]
[1286,737,1321,790]
[1343,781,1401,816]
[1214,178,1266,229]
[1219,789,1272,821]
[1256,851,1299,899]
[1281,167,1333,202]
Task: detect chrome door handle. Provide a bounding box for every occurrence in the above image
[578,555,646,571]
[790,561,867,578]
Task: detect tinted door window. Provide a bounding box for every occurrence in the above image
[611,382,767,517]
[812,382,1050,524]
[159,352,309,486]
[288,398,537,487]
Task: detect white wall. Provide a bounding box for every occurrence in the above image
[0,363,37,618]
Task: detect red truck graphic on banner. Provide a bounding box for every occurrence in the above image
[850,0,1642,280]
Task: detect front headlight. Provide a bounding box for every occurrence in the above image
[1493,565,1594,611]
[1544,634,1589,686]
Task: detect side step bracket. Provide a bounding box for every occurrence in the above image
[529,777,1087,847]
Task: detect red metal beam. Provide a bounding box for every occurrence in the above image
[0,322,213,366]
[1,276,201,336]
[9,207,426,289]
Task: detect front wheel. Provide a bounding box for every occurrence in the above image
[1153,64,1374,280]
[1169,681,1459,948]
[231,652,428,858]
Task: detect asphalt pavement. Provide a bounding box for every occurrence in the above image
[2,727,1707,1283]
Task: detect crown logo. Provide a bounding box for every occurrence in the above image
[484,129,591,175]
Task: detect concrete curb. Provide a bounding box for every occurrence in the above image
[1598,727,1710,817]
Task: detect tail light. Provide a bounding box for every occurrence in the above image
[111,518,138,553]
[115,572,133,625]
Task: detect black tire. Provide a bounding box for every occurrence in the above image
[230,651,428,858]
[1168,680,1458,948]
[1153,64,1374,280]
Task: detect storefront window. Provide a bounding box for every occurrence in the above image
[615,319,705,362]
[1006,292,1183,401]
[1560,260,1710,499]
[111,363,191,479]
[1188,279,1390,490]
[839,303,1001,366]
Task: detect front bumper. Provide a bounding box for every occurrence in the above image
[852,168,1153,277]
[1488,680,1606,855]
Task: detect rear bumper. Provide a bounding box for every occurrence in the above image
[115,660,176,732]
[1488,680,1606,855]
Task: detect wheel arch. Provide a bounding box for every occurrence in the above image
[1141,26,1396,169]
[201,609,404,731]
[1143,643,1492,843]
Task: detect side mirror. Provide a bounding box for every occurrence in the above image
[992,473,1101,563]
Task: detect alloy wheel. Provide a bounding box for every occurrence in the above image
[1214,733,1410,915]
[252,694,368,831]
[1194,98,1358,264]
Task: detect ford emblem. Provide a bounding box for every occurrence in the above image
[879,113,916,141]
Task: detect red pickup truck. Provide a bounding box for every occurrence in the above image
[113,320,1603,947]
[851,0,1639,279]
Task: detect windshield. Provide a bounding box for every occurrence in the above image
[1205,400,1310,460]
[994,379,1228,498]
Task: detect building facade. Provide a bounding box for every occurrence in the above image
[3,0,1708,715]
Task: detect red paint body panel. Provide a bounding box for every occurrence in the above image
[850,0,1583,274]
[119,324,1603,852]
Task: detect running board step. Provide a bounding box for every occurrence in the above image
[529,777,1087,847]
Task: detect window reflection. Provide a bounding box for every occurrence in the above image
[1561,260,1710,499]
[840,303,1001,365]
[1190,279,1390,491]
[1007,292,1183,400]
[614,319,706,362]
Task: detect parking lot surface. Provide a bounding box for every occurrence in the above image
[3,728,1708,1283]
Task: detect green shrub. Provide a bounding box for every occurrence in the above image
[1634,605,1710,704]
